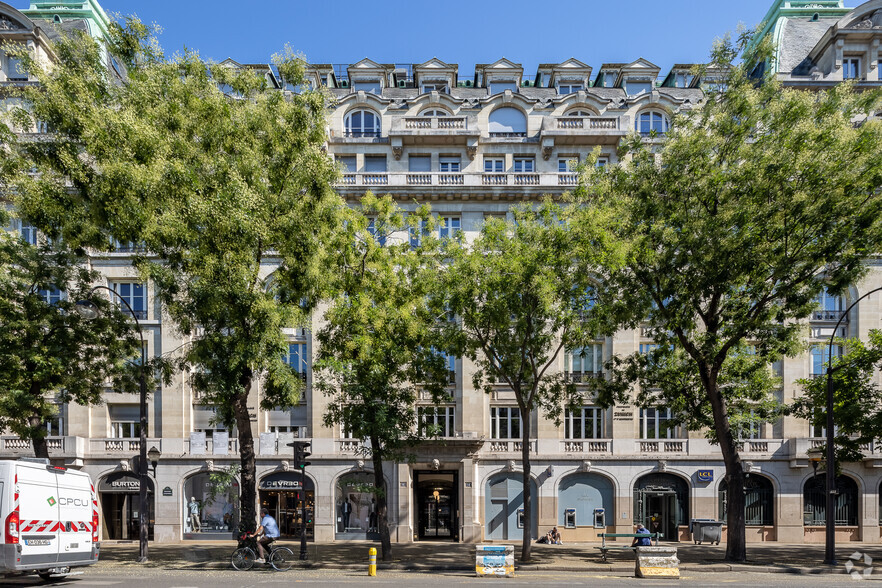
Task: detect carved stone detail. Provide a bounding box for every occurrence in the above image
[392,145,402,160]
[0,15,22,31]
[542,144,553,160]
[431,458,441,470]
[466,145,477,160]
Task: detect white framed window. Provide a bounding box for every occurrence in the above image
[737,409,766,440]
[352,79,381,94]
[513,157,534,173]
[625,80,652,95]
[17,221,38,245]
[488,107,527,137]
[843,58,861,80]
[489,80,518,94]
[810,344,841,377]
[596,156,609,168]
[484,157,504,173]
[7,55,27,81]
[283,342,308,381]
[38,286,63,305]
[344,109,381,138]
[558,83,582,94]
[421,84,448,94]
[565,344,603,381]
[109,405,141,438]
[675,73,694,88]
[420,108,449,117]
[44,405,66,436]
[636,111,668,135]
[110,281,147,320]
[367,218,388,246]
[813,287,845,321]
[438,216,461,240]
[419,405,455,437]
[558,157,578,173]
[439,156,460,173]
[565,406,604,439]
[639,407,681,439]
[409,219,429,248]
[439,350,456,383]
[269,425,307,436]
[490,406,521,439]
[564,109,594,118]
[336,155,356,172]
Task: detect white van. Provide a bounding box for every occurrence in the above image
[0,458,99,580]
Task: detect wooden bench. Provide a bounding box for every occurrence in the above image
[595,533,662,562]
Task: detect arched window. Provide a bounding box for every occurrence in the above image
[719,475,774,526]
[564,109,595,118]
[804,475,858,526]
[813,286,845,321]
[420,108,449,117]
[488,107,527,137]
[636,110,669,136]
[558,473,613,527]
[344,109,381,138]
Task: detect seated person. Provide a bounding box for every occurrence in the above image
[631,524,652,546]
[249,507,281,562]
[550,526,562,545]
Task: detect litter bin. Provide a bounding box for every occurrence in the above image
[690,519,723,545]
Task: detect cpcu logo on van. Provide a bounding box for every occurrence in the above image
[47,496,56,506]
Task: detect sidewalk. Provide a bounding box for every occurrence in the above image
[95,539,882,575]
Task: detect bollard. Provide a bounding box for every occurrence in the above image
[369,547,377,576]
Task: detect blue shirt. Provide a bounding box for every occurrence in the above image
[261,515,280,538]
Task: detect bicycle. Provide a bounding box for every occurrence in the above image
[231,533,293,571]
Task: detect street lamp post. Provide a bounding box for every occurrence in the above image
[822,285,882,566]
[76,285,151,563]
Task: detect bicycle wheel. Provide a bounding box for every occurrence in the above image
[270,547,294,571]
[232,546,256,571]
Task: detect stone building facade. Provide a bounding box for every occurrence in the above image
[3,0,882,546]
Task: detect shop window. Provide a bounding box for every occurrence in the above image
[183,473,239,536]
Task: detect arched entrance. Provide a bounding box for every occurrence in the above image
[484,472,538,541]
[720,475,774,526]
[634,473,689,541]
[335,472,380,540]
[97,471,154,540]
[183,472,239,538]
[558,473,614,528]
[804,474,858,526]
[258,471,314,540]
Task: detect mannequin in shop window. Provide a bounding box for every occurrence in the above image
[189,497,201,531]
[342,496,352,530]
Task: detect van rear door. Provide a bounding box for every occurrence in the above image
[16,463,61,567]
[55,470,93,564]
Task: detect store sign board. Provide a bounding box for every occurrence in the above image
[259,472,307,490]
[98,472,155,494]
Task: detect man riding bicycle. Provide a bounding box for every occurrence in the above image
[249,507,280,563]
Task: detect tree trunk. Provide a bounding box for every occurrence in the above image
[370,436,392,561]
[234,369,258,534]
[520,405,532,563]
[703,368,747,562]
[29,414,49,460]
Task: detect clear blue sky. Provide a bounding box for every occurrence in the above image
[90,0,823,74]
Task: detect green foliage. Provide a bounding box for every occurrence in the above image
[794,332,882,464]
[316,193,448,461]
[0,231,142,455]
[206,464,240,507]
[7,18,342,528]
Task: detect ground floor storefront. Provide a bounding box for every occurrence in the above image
[80,454,882,545]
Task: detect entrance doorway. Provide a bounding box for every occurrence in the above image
[97,472,155,540]
[258,472,314,540]
[415,471,458,541]
[633,473,689,542]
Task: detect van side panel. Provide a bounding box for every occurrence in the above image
[56,472,94,564]
[16,463,60,566]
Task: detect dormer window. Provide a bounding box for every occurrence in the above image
[625,80,652,95]
[422,83,448,94]
[489,80,518,94]
[352,80,381,94]
[843,58,861,80]
[675,73,693,88]
[558,83,582,94]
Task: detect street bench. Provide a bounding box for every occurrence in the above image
[595,533,662,562]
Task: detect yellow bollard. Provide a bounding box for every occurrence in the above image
[369,547,377,576]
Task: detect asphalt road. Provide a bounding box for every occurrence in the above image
[0,569,871,587]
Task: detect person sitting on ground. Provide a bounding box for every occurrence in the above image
[631,523,652,547]
[249,507,280,563]
[550,526,562,545]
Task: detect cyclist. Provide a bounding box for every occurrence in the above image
[249,507,280,563]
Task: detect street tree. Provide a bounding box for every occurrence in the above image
[437,200,605,562]
[0,229,141,458]
[315,194,449,561]
[578,32,882,562]
[8,21,343,530]
[793,331,882,464]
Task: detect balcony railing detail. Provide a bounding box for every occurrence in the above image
[812,310,847,322]
[363,174,388,185]
[482,174,508,186]
[513,174,539,186]
[640,440,686,453]
[558,173,579,186]
[566,371,603,383]
[406,173,432,185]
[438,173,464,185]
[402,116,467,130]
[563,440,610,453]
[553,116,620,131]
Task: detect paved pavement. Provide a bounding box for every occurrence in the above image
[92,539,882,576]
[1,568,871,587]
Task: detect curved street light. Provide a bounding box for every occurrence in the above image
[822,285,882,566]
[76,285,151,563]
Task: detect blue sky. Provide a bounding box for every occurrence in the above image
[91,0,814,75]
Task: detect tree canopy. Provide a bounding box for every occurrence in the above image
[579,32,882,562]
